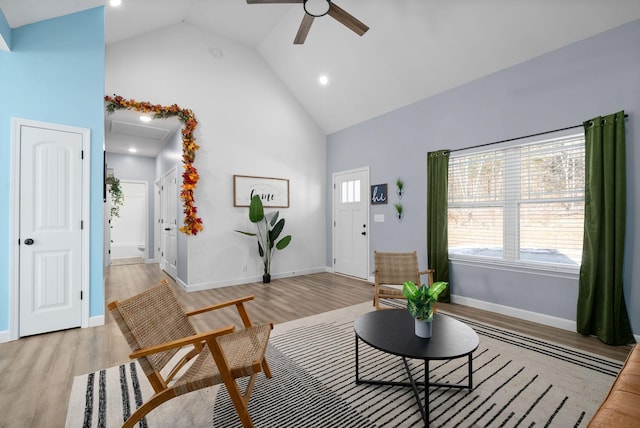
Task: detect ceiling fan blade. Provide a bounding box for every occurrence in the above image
[294,14,314,44]
[246,0,302,4]
[328,3,369,36]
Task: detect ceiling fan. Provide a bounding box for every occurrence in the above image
[246,0,369,44]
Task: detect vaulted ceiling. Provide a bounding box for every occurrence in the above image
[3,0,640,139]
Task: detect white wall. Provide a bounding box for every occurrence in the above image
[106,22,327,289]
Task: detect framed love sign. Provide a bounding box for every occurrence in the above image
[233,175,290,208]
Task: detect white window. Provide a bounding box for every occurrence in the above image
[341,179,361,203]
[448,133,584,270]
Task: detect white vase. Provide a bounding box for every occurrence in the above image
[414,317,432,338]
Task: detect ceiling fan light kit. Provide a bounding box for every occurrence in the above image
[303,0,331,18]
[245,0,368,44]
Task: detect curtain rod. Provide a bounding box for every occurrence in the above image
[449,113,629,153]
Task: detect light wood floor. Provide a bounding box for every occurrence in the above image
[0,263,632,428]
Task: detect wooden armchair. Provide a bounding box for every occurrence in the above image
[373,251,434,310]
[108,280,272,428]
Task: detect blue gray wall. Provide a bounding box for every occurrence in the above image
[0,8,105,330]
[327,19,640,335]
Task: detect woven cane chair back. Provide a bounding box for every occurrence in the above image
[373,251,434,310]
[110,280,195,375]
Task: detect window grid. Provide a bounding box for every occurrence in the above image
[448,134,585,267]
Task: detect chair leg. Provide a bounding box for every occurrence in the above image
[261,358,273,379]
[122,389,177,428]
[221,377,254,428]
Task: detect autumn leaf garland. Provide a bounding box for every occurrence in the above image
[104,95,204,235]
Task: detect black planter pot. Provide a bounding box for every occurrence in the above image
[262,274,271,284]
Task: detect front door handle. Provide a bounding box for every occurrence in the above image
[361,231,366,236]
[164,228,171,231]
[24,238,35,245]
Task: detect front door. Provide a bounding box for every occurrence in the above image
[160,168,178,279]
[333,168,369,279]
[18,123,85,336]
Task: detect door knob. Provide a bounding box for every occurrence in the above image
[24,238,34,245]
[164,228,171,231]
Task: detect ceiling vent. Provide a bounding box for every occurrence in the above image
[110,120,171,141]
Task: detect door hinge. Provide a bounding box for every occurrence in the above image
[81,150,84,159]
[80,220,84,230]
[333,258,336,264]
[334,221,336,227]
[80,291,84,300]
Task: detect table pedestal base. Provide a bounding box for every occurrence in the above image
[355,335,474,426]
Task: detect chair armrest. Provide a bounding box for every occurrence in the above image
[185,295,255,317]
[129,325,235,359]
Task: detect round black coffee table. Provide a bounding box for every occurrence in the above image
[354,309,479,426]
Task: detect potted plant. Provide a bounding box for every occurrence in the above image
[394,202,404,221]
[396,178,404,199]
[235,195,292,283]
[106,176,124,218]
[402,280,448,338]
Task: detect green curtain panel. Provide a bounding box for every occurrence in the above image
[427,150,450,302]
[576,111,634,345]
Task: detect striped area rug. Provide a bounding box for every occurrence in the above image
[67,302,621,427]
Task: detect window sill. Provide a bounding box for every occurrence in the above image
[448,255,580,280]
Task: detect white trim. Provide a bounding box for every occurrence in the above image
[452,294,640,345]
[449,257,580,280]
[0,330,9,343]
[10,118,91,340]
[88,315,105,328]
[178,267,326,292]
[451,294,576,332]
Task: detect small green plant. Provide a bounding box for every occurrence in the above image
[396,178,404,191]
[402,281,448,321]
[235,195,292,278]
[106,176,124,218]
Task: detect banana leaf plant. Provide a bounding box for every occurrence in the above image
[402,280,448,321]
[235,195,292,280]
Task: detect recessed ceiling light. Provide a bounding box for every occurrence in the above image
[139,115,151,122]
[109,0,122,7]
[319,75,329,86]
[128,147,138,153]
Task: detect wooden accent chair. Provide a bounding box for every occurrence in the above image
[373,251,434,310]
[108,280,272,428]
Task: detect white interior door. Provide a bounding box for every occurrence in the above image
[18,124,84,336]
[160,169,177,279]
[333,168,369,279]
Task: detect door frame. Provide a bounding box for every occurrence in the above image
[9,118,91,341]
[331,166,370,279]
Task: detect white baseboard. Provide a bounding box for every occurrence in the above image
[451,294,577,332]
[452,295,640,344]
[180,267,327,292]
[0,330,9,343]
[89,315,105,328]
